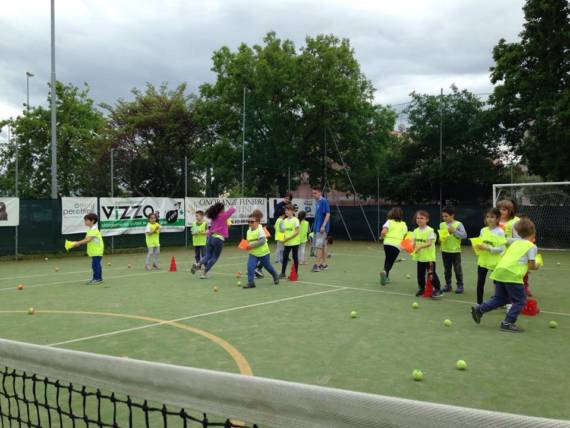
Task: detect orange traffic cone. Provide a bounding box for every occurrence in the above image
[422,263,433,298]
[521,298,540,316]
[288,264,298,282]
[169,256,177,272]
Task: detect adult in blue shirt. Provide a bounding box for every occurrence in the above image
[312,187,330,272]
[273,193,292,223]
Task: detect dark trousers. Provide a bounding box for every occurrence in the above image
[194,246,205,263]
[476,265,490,304]
[91,256,103,281]
[383,245,400,277]
[248,254,277,283]
[417,261,441,291]
[480,281,526,324]
[442,252,463,287]
[199,236,224,273]
[282,245,299,275]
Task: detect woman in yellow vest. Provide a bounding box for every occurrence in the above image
[473,208,506,304]
[71,213,105,284]
[497,199,533,297]
[411,210,443,299]
[244,214,280,288]
[280,205,301,279]
[379,207,407,285]
[298,211,310,265]
[145,213,161,270]
[471,218,540,333]
[439,205,467,294]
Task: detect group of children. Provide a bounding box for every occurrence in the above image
[380,200,540,332]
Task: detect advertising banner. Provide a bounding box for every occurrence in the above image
[185,198,267,226]
[0,198,19,227]
[61,197,98,234]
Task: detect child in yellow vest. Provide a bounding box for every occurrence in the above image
[191,210,208,264]
[497,199,532,297]
[473,208,506,304]
[280,205,301,278]
[412,210,443,299]
[380,207,407,285]
[471,217,540,332]
[243,214,280,288]
[274,213,286,264]
[71,213,104,284]
[144,213,161,270]
[439,205,467,293]
[298,211,310,265]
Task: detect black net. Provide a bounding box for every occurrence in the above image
[0,368,257,428]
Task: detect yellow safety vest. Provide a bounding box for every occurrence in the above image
[299,220,310,243]
[490,240,534,284]
[275,218,285,242]
[384,220,407,248]
[504,216,520,241]
[247,226,270,257]
[86,227,104,257]
[412,226,436,262]
[477,227,506,270]
[283,217,301,246]
[192,221,208,246]
[439,221,462,253]
[145,223,160,248]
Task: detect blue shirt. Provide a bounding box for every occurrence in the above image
[313,197,330,233]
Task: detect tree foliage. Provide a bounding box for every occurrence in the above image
[490,0,570,179]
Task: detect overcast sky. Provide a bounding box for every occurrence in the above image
[1,0,525,127]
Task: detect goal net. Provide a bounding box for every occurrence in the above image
[493,182,570,249]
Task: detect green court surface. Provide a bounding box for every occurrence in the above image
[0,242,569,421]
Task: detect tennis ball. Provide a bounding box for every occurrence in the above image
[549,320,559,329]
[412,302,419,309]
[128,263,132,269]
[27,307,35,315]
[213,286,219,293]
[107,262,112,266]
[406,274,411,279]
[350,310,358,319]
[237,281,242,286]
[444,319,452,327]
[44,257,49,261]
[17,284,24,290]
[456,360,467,370]
[54,267,60,272]
[556,262,561,266]
[412,369,424,381]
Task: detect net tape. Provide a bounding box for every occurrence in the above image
[0,338,568,428]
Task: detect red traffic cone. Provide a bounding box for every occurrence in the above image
[169,256,177,272]
[423,264,434,298]
[288,264,298,282]
[521,298,540,316]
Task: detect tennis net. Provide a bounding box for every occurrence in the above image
[0,338,568,428]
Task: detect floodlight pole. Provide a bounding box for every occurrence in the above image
[184,156,188,248]
[50,0,58,199]
[241,87,246,197]
[439,88,443,209]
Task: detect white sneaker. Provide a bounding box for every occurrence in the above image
[199,272,209,279]
[506,303,513,313]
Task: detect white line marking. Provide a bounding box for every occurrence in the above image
[47,288,346,347]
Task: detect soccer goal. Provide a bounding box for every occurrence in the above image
[492,182,570,249]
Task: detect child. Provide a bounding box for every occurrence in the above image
[274,212,286,264]
[471,217,539,332]
[243,214,280,288]
[439,205,467,293]
[474,208,506,304]
[298,211,310,265]
[145,213,161,270]
[191,210,208,264]
[71,213,104,284]
[191,202,236,279]
[252,209,268,278]
[497,199,532,297]
[280,205,301,279]
[380,207,407,285]
[412,210,443,299]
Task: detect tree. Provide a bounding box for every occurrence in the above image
[0,82,108,197]
[103,83,202,197]
[382,86,504,204]
[196,32,396,197]
[490,0,570,180]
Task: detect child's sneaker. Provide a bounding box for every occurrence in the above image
[431,289,443,299]
[505,303,513,313]
[312,264,321,272]
[319,264,329,271]
[243,281,256,289]
[442,285,452,293]
[500,321,524,333]
[273,273,280,285]
[380,271,387,286]
[471,305,483,324]
[190,263,200,274]
[152,264,160,270]
[145,265,152,271]
[199,272,209,279]
[415,289,424,297]
[455,286,464,294]
[279,273,287,279]
[254,268,264,279]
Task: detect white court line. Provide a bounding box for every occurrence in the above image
[0,262,244,293]
[213,272,570,318]
[47,288,346,347]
